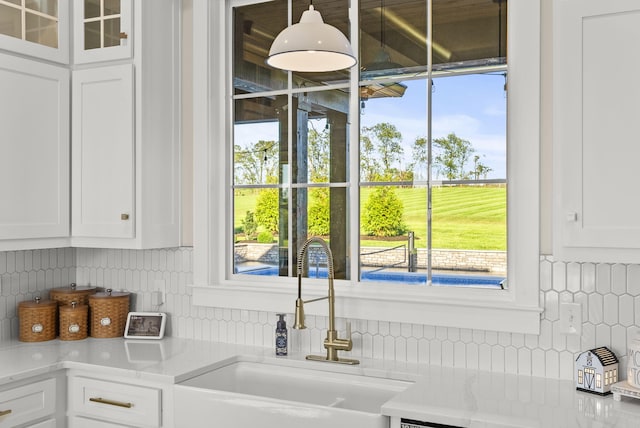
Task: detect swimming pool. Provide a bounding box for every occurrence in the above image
[239,265,505,288]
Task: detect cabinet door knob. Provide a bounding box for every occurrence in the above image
[119,32,128,39]
[0,409,11,417]
[121,213,130,220]
[566,212,578,222]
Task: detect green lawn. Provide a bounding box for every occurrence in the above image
[234,186,506,250]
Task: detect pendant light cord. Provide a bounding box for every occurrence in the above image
[380,0,385,48]
[497,0,502,57]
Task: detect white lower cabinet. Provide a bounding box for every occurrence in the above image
[68,415,136,427]
[68,371,172,428]
[0,374,64,428]
[391,417,463,428]
[26,419,57,428]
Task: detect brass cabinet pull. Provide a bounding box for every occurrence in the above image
[89,397,133,408]
[121,213,130,220]
[119,32,128,39]
[0,409,12,417]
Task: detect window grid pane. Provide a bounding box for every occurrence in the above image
[25,12,57,48]
[0,0,59,46]
[83,0,122,51]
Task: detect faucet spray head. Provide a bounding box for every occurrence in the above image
[294,298,306,329]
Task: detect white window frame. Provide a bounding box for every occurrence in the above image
[191,0,542,334]
[0,0,69,63]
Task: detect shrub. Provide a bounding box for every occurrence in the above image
[362,187,407,237]
[308,188,330,236]
[255,188,279,233]
[257,231,274,243]
[241,211,257,240]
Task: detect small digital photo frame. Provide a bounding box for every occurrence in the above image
[124,312,167,339]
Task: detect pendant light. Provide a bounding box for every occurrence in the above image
[266,2,357,73]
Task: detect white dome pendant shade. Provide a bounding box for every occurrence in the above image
[267,5,357,72]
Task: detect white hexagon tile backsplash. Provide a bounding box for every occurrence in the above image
[1,248,640,382]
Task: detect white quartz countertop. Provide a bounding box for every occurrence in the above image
[2,337,640,427]
[0,337,261,385]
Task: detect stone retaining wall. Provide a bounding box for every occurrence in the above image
[235,243,506,273]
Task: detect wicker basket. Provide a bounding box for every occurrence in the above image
[88,289,130,338]
[18,297,57,342]
[59,301,88,341]
[50,283,97,306]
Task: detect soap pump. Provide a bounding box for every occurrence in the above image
[276,313,288,356]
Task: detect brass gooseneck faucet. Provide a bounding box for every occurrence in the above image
[294,237,359,365]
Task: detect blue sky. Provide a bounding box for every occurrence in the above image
[235,72,507,180]
[361,73,507,179]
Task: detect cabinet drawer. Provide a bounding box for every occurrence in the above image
[27,418,57,428]
[0,378,56,427]
[69,415,129,427]
[69,376,161,427]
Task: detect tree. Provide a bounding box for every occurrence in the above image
[361,123,403,180]
[432,133,474,180]
[234,140,279,185]
[360,133,379,182]
[308,126,329,182]
[472,154,493,180]
[362,187,407,237]
[409,136,428,181]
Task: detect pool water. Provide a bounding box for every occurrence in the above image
[239,265,505,288]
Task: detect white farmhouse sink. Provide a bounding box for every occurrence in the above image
[174,359,412,428]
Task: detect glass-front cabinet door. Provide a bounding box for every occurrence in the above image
[0,0,69,63]
[73,0,132,63]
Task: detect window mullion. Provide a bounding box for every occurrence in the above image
[286,0,293,276]
[287,90,293,277]
[21,2,25,41]
[350,0,361,285]
[426,0,433,285]
[100,20,104,49]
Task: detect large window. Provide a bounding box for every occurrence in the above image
[232,0,508,288]
[190,0,540,333]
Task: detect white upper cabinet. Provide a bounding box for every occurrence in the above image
[0,0,179,250]
[73,0,132,64]
[71,0,180,249]
[0,0,70,63]
[0,54,69,247]
[554,0,640,263]
[72,64,134,239]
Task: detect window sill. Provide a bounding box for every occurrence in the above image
[190,280,542,334]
